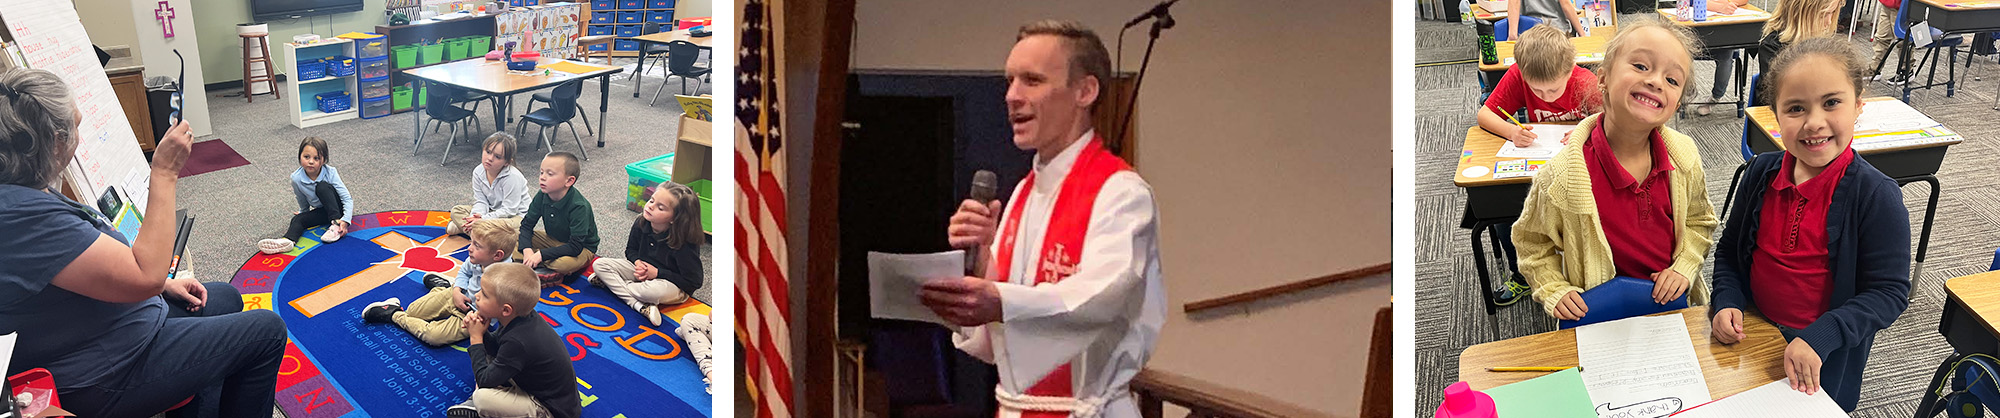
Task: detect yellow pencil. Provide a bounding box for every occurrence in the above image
[1486,366,1575,372]
[1493,106,1527,130]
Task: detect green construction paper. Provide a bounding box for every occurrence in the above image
[1484,368,1597,418]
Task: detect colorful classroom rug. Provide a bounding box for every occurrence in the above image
[178,139,250,178]
[229,210,712,418]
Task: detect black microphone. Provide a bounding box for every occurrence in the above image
[967,170,998,277]
[1123,0,1183,29]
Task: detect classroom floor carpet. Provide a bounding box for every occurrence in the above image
[167,56,713,418]
[1415,9,2000,418]
[230,211,711,418]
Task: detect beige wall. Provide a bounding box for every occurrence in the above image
[76,0,141,56]
[677,0,709,19]
[852,0,1392,415]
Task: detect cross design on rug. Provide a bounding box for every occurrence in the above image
[289,230,470,318]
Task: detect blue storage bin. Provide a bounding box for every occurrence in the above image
[325,56,357,77]
[614,39,638,51]
[646,11,672,23]
[588,43,609,51]
[315,91,351,113]
[647,0,673,8]
[360,95,392,119]
[588,25,613,36]
[591,0,616,8]
[617,11,643,23]
[297,59,327,81]
[591,12,614,24]
[618,0,644,9]
[615,25,642,37]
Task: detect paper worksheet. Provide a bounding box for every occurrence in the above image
[0,332,15,379]
[1575,315,1711,418]
[868,251,965,330]
[1669,379,1847,418]
[1495,124,1576,159]
[1855,98,1941,133]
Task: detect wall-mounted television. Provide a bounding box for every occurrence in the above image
[250,0,363,22]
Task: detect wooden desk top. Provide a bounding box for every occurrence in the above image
[1454,123,1576,187]
[1470,3,1506,22]
[1745,96,1964,154]
[402,57,623,95]
[1946,271,2000,339]
[631,30,714,48]
[1458,307,1788,399]
[1479,26,1614,72]
[1916,0,2000,9]
[1653,4,1772,26]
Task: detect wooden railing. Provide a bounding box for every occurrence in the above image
[1182,263,1393,314]
[1131,369,1338,418]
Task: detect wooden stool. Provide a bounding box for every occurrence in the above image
[577,35,616,64]
[239,32,279,103]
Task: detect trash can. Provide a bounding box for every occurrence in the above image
[144,75,179,141]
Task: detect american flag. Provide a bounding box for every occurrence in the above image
[735,0,793,417]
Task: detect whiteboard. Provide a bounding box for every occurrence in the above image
[0,0,152,209]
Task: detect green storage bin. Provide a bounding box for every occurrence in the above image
[391,86,413,110]
[465,36,492,56]
[687,179,712,234]
[445,38,472,61]
[391,45,419,68]
[624,153,675,213]
[419,43,444,65]
[417,86,427,107]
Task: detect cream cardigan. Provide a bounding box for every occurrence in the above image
[1510,114,1719,317]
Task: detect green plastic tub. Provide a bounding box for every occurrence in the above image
[390,45,419,68]
[445,38,472,61]
[391,86,413,111]
[419,43,444,65]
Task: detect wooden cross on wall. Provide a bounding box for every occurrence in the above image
[154,1,174,38]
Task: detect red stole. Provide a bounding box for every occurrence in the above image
[993,137,1132,417]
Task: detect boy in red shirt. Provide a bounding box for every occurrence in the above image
[1477,25,1603,147]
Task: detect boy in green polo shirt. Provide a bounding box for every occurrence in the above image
[516,152,599,286]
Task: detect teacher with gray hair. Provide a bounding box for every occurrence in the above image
[0,67,286,417]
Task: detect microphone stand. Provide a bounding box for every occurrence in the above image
[1115,2,1177,153]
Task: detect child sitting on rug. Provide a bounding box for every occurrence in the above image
[447,133,533,236]
[361,220,517,346]
[447,263,582,418]
[259,137,357,254]
[517,151,598,286]
[590,183,704,327]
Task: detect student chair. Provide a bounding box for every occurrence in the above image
[1915,353,2000,418]
[631,22,674,82]
[1871,3,1967,101]
[1557,276,1689,329]
[518,79,589,160]
[1720,73,1761,223]
[419,86,483,166]
[1493,15,1542,42]
[650,40,712,106]
[524,92,594,136]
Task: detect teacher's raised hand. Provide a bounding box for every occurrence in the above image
[151,121,193,178]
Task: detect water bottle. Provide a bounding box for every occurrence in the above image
[1677,0,1693,20]
[1435,382,1498,418]
[1477,23,1499,66]
[1693,0,1708,21]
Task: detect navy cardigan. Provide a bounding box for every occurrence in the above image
[1710,150,1911,410]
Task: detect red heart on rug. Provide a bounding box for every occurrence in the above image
[399,247,457,273]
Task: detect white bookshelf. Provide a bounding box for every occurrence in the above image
[285,38,358,128]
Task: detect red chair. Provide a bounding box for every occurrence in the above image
[9,368,192,414]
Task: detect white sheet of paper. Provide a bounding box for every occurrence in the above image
[1575,314,1712,418]
[1668,379,1847,418]
[1855,98,1941,133]
[0,332,15,380]
[1496,124,1575,159]
[868,251,965,330]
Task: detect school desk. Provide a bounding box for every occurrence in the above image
[629,29,713,98]
[1458,307,1787,399]
[403,57,625,147]
[1889,0,2000,100]
[1745,96,1960,279]
[1454,124,1564,329]
[1469,3,1507,22]
[1916,270,2000,416]
[1656,5,1771,116]
[1478,25,1613,74]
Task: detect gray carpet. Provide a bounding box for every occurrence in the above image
[1415,9,2000,418]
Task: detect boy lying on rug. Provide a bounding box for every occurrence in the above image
[361,220,517,346]
[450,262,582,418]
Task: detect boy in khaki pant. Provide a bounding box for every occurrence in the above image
[362,220,517,346]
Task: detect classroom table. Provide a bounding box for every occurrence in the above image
[1458,307,1788,400]
[1656,5,1772,116]
[1469,3,1506,22]
[1888,0,2000,100]
[1454,124,1558,328]
[1745,96,1960,279]
[404,57,626,149]
[1916,270,2000,416]
[630,30,713,98]
[1478,25,1612,75]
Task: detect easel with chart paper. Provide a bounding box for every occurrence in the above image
[0,0,153,222]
